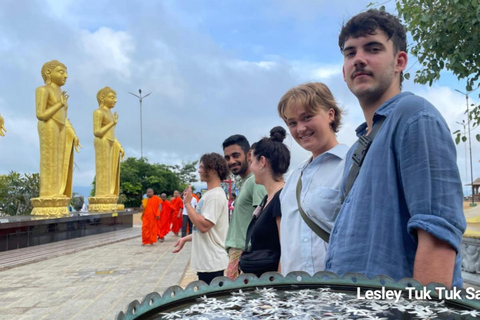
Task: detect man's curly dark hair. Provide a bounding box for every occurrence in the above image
[338,9,406,54]
[200,153,229,181]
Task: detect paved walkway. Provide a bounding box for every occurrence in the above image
[0,226,192,320]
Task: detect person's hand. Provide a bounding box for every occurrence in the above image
[183,186,193,206]
[113,112,119,124]
[173,238,185,253]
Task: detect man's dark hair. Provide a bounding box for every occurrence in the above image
[222,134,250,154]
[200,153,230,181]
[338,9,407,54]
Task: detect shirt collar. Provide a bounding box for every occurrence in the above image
[302,143,349,170]
[242,172,253,182]
[355,91,414,137]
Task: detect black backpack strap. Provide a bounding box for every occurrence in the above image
[343,116,386,203]
[243,195,268,252]
[296,174,330,243]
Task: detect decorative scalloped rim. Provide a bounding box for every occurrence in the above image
[116,271,480,320]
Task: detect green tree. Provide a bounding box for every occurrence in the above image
[395,0,480,141]
[0,171,39,215]
[169,160,199,191]
[113,157,183,208]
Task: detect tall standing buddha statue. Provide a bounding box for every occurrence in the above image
[31,60,81,216]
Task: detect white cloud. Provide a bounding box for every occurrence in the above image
[79,27,134,80]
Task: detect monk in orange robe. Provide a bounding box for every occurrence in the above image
[170,190,183,236]
[192,192,199,202]
[141,188,162,245]
[157,193,172,242]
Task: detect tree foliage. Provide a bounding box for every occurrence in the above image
[0,172,39,215]
[396,0,480,89]
[169,160,199,191]
[91,157,194,208]
[395,0,480,142]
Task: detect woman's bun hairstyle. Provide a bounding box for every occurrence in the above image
[269,126,286,143]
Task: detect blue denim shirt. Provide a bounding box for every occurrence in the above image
[325,92,466,288]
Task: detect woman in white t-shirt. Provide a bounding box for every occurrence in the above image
[173,153,229,285]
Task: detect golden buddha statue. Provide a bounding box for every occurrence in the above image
[31,60,81,216]
[88,87,125,212]
[0,113,6,136]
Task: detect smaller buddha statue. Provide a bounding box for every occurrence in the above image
[88,87,125,212]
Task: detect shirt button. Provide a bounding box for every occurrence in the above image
[303,238,308,242]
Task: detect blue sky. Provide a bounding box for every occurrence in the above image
[0,0,477,198]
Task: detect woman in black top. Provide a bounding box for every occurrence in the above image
[239,126,290,277]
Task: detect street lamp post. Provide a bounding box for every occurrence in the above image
[455,89,475,205]
[129,89,152,159]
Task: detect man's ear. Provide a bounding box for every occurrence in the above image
[247,150,252,163]
[395,51,408,73]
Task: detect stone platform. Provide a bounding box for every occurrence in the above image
[0,210,137,252]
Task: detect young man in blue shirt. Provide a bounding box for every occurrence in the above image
[325,9,466,288]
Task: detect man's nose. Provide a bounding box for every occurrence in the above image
[353,51,367,68]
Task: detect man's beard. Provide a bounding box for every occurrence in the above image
[231,160,248,176]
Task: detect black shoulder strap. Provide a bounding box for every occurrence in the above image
[243,195,268,251]
[343,117,386,203]
[296,175,330,243]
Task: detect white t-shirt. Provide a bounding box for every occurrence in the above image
[182,197,198,216]
[191,187,229,272]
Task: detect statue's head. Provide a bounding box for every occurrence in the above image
[41,60,67,85]
[72,196,84,212]
[97,87,117,108]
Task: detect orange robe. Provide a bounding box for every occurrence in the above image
[170,197,184,234]
[142,195,162,245]
[157,199,172,238]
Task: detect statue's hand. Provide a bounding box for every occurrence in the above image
[113,112,119,124]
[0,115,5,137]
[62,91,69,110]
[120,147,125,160]
[74,137,82,153]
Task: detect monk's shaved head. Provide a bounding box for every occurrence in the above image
[146,188,154,198]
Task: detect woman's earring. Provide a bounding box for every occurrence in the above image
[261,167,265,172]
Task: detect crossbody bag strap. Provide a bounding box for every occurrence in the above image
[243,195,268,252]
[343,116,386,203]
[296,174,330,243]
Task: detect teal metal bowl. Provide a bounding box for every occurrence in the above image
[117,272,480,320]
